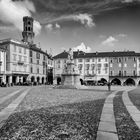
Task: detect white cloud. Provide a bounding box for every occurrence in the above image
[45,24,53,31]
[45,23,61,31]
[45,13,95,28]
[73,42,91,53]
[102,36,118,47]
[73,14,95,28]
[0,0,42,35]
[55,23,61,29]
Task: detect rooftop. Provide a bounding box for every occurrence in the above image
[53,50,140,59]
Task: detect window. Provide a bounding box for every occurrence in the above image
[119,58,121,63]
[78,64,83,70]
[98,69,101,74]
[19,47,22,53]
[37,60,39,64]
[139,64,140,68]
[92,70,94,75]
[92,58,94,62]
[24,48,26,54]
[119,71,121,76]
[24,66,26,72]
[30,67,33,73]
[43,69,45,74]
[57,60,61,64]
[134,57,136,62]
[57,64,60,69]
[124,57,127,62]
[86,58,90,62]
[36,52,40,59]
[30,51,32,57]
[110,59,113,63]
[124,71,126,76]
[133,70,136,76]
[30,58,33,63]
[98,58,101,62]
[105,68,108,74]
[139,58,140,61]
[13,54,16,61]
[64,59,67,63]
[78,59,83,62]
[37,68,39,74]
[24,56,27,62]
[105,58,108,62]
[43,55,45,61]
[85,64,90,70]
[91,64,95,70]
[104,63,108,68]
[86,70,89,75]
[97,64,101,68]
[19,55,22,61]
[14,45,16,52]
[110,71,113,76]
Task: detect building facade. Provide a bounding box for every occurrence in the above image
[0,47,6,84]
[53,50,140,86]
[0,39,30,85]
[0,16,53,86]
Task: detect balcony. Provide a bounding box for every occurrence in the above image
[18,61,24,65]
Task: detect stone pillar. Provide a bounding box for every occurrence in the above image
[16,76,19,83]
[9,76,12,85]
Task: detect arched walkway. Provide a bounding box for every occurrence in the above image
[37,77,40,83]
[80,79,84,85]
[31,76,35,83]
[100,78,107,84]
[57,77,61,85]
[111,78,121,85]
[42,77,44,84]
[138,80,140,86]
[124,78,135,86]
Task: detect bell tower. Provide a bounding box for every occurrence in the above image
[22,16,35,44]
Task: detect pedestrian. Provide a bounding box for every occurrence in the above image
[107,82,111,91]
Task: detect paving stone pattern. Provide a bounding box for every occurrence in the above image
[0,88,30,129]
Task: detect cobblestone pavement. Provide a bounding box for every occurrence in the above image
[0,85,139,139]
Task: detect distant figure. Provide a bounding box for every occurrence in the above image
[68,48,73,62]
[107,82,111,91]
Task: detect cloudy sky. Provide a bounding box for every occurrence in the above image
[0,0,140,55]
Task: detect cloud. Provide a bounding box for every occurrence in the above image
[45,24,53,31]
[45,23,61,31]
[73,42,91,53]
[55,23,61,29]
[43,13,95,28]
[102,36,118,47]
[73,14,95,28]
[118,33,127,38]
[122,0,140,3]
[0,0,42,35]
